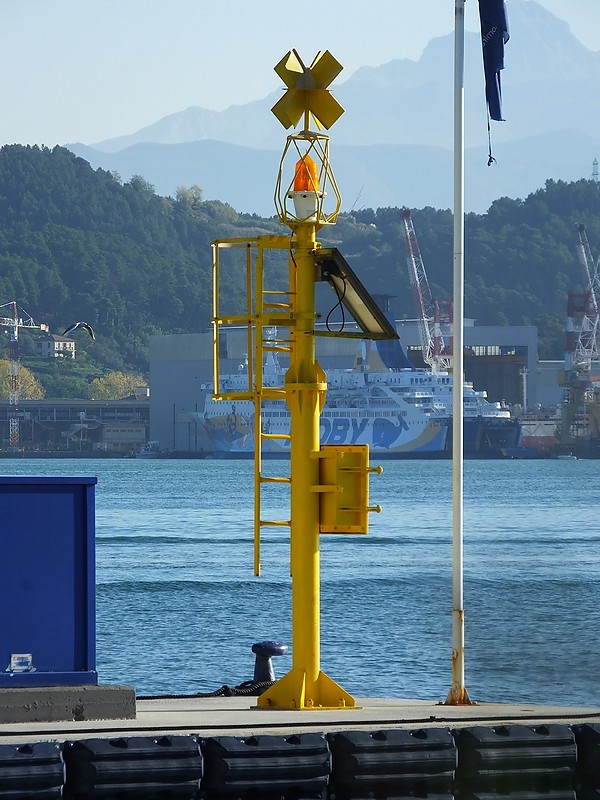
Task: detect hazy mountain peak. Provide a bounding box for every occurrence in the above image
[89,95,280,154]
[506,0,600,82]
[83,0,599,156]
[66,0,600,219]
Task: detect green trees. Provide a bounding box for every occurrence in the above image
[0,144,218,377]
[0,143,599,397]
[175,184,203,208]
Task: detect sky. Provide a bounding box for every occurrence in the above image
[2,0,599,147]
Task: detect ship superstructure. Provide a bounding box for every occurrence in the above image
[196,331,521,458]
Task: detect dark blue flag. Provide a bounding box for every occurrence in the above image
[479,0,510,121]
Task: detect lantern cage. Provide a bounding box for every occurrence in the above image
[274,131,341,229]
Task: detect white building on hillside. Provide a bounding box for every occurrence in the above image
[36,334,76,359]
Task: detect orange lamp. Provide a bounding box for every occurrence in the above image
[293,154,319,192]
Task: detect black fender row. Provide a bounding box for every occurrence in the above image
[2,722,600,799]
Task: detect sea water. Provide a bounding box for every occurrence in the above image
[3,457,600,707]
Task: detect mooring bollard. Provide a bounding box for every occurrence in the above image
[251,641,288,683]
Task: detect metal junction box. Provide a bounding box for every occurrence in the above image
[0,477,97,687]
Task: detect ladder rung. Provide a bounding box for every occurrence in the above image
[260,520,291,528]
[260,476,291,484]
[263,290,292,296]
[264,302,291,310]
[214,392,253,401]
[261,432,291,440]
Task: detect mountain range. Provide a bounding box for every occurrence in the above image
[66,0,600,216]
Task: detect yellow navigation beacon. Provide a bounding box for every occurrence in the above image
[211,51,396,711]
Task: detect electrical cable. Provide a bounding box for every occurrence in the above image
[324,274,348,333]
[138,680,275,701]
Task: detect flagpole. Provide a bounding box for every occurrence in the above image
[446,0,471,705]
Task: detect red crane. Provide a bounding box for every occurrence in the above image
[564,224,600,383]
[400,207,452,371]
[559,224,600,449]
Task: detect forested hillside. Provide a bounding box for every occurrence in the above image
[0,144,599,397]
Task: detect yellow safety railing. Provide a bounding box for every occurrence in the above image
[212,236,294,576]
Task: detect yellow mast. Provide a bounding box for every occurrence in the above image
[258,49,353,709]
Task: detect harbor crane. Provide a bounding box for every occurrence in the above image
[559,224,600,449]
[0,301,48,448]
[569,222,600,375]
[400,207,453,371]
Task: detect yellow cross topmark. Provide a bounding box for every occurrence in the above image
[271,49,345,131]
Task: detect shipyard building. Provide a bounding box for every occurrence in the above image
[0,394,150,455]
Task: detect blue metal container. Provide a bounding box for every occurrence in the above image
[0,477,97,686]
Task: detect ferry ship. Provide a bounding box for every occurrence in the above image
[194,333,524,459]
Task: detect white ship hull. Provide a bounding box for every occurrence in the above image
[196,397,449,457]
[194,334,523,459]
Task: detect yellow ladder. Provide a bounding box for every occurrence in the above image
[212,236,298,576]
[253,301,293,576]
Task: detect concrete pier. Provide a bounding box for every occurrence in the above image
[1,694,599,744]
[0,685,135,726]
[3,695,600,798]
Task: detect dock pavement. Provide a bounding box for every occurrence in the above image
[1,695,600,745]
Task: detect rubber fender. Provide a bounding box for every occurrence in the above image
[63,735,202,799]
[200,733,330,798]
[457,791,575,800]
[573,723,600,784]
[328,728,456,792]
[454,725,576,788]
[0,741,64,799]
